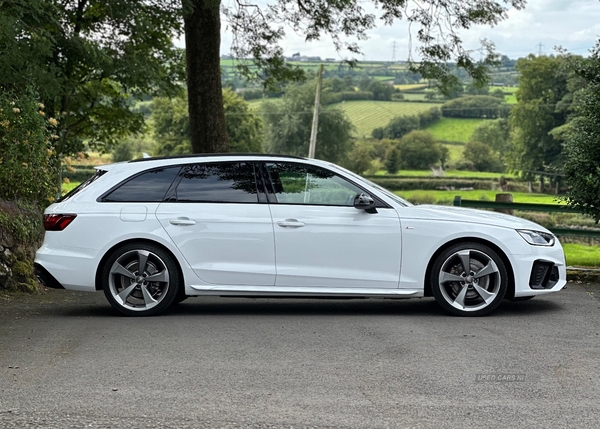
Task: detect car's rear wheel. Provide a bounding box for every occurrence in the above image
[102,243,180,316]
[430,242,508,316]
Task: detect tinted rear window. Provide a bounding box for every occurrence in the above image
[174,162,259,203]
[101,166,181,202]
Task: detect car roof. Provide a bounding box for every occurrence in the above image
[96,153,333,175]
[128,153,307,163]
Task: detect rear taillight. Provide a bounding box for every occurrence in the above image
[43,214,77,231]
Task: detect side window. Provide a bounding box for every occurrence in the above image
[174,162,259,203]
[266,162,362,206]
[101,167,181,202]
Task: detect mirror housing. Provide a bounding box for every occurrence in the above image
[354,193,377,214]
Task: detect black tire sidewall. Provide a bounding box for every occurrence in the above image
[430,242,508,316]
[102,242,180,316]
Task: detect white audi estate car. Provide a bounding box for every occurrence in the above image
[35,154,566,317]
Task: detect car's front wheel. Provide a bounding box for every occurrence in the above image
[102,243,180,316]
[430,242,508,316]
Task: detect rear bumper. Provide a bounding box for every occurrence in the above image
[34,263,64,289]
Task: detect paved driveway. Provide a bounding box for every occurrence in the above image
[1,283,599,428]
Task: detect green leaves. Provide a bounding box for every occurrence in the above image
[260,81,354,163]
[0,91,58,205]
[563,44,600,222]
[0,0,185,158]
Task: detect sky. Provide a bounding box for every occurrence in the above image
[215,0,600,61]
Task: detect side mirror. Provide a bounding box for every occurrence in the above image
[354,193,377,214]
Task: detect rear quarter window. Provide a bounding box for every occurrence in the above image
[58,169,107,202]
[100,166,181,202]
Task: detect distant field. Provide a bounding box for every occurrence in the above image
[376,170,518,179]
[401,93,430,101]
[395,84,428,91]
[425,118,486,143]
[396,190,564,206]
[247,98,283,111]
[498,86,518,104]
[373,76,395,82]
[442,144,464,163]
[332,100,440,138]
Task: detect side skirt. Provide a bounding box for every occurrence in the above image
[188,284,423,298]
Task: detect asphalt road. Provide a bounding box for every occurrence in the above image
[1,283,600,429]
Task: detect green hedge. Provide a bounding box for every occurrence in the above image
[62,166,97,183]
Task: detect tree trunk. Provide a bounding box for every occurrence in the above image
[183,0,229,153]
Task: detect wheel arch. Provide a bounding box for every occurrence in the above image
[423,237,515,299]
[95,238,185,293]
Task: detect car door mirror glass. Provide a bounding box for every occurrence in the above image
[354,193,377,213]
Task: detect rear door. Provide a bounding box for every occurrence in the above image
[156,161,276,286]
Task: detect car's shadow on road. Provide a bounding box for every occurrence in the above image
[161,295,563,318]
[43,291,563,319]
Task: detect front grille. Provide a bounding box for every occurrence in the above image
[529,261,559,290]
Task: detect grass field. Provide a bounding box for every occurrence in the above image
[425,118,486,143]
[498,86,518,104]
[374,170,519,179]
[395,84,428,91]
[400,93,431,101]
[373,76,395,82]
[396,190,564,206]
[563,243,600,267]
[331,100,440,138]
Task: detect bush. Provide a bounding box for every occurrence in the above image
[111,141,134,162]
[372,108,441,140]
[463,141,504,172]
[441,95,509,119]
[448,159,477,171]
[381,115,420,139]
[0,91,57,206]
[343,142,374,175]
[384,145,401,174]
[325,91,374,105]
[397,130,442,170]
[61,165,97,183]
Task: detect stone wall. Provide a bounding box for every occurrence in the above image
[0,202,43,292]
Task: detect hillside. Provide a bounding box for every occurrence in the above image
[330,100,440,138]
[424,118,486,143]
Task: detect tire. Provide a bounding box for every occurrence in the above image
[174,294,189,304]
[102,242,180,316]
[430,242,508,316]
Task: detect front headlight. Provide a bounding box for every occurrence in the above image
[517,229,555,246]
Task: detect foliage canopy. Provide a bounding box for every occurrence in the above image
[0,0,185,159]
[153,90,264,156]
[562,45,600,221]
[260,82,354,164]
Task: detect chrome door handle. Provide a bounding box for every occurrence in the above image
[277,219,305,228]
[169,217,196,226]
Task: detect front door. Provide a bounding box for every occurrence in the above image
[265,162,402,289]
